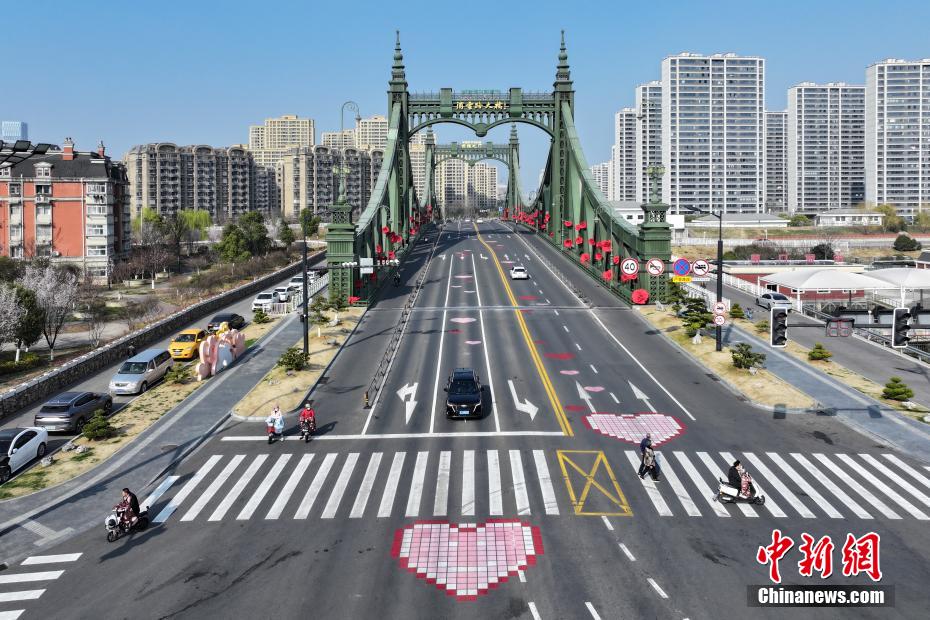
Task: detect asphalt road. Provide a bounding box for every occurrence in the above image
[8,221,930,620]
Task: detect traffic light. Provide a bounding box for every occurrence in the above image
[892,307,912,349]
[770,308,788,348]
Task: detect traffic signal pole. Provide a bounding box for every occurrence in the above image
[302,239,309,356]
[715,215,723,352]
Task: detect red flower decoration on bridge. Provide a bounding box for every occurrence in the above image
[388,251,396,260]
[382,225,390,234]
[576,221,588,230]
[575,236,583,245]
[602,270,613,281]
[631,289,650,304]
[580,253,590,263]
[588,238,596,246]
[376,244,383,254]
[612,256,620,265]
[544,213,550,222]
[595,253,603,261]
[348,296,361,304]
[563,239,573,248]
[549,232,554,237]
[564,220,573,228]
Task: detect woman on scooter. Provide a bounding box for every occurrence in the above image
[299,403,316,435]
[266,405,285,443]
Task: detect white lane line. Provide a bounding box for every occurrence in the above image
[862,454,930,508]
[294,453,337,519]
[619,543,636,561]
[222,430,565,440]
[814,453,900,519]
[610,392,619,404]
[518,570,526,583]
[741,451,811,518]
[655,451,701,516]
[0,591,44,602]
[585,602,603,620]
[405,451,430,517]
[719,451,786,518]
[601,515,614,531]
[429,257,455,434]
[510,450,531,515]
[434,451,452,516]
[471,254,501,432]
[141,475,179,512]
[207,454,268,521]
[264,454,313,520]
[767,453,843,518]
[349,452,383,519]
[528,602,541,620]
[533,450,560,515]
[563,325,570,333]
[835,454,928,520]
[883,454,930,491]
[154,454,222,523]
[488,450,503,515]
[673,452,729,517]
[21,553,82,565]
[575,342,582,351]
[0,571,63,584]
[236,454,291,520]
[0,611,24,620]
[625,451,672,516]
[462,450,475,516]
[554,309,560,316]
[698,452,757,517]
[790,453,872,519]
[322,453,360,519]
[647,578,669,599]
[181,454,245,521]
[378,452,407,518]
[590,364,599,374]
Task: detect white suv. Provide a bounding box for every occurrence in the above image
[510,266,529,280]
[252,292,276,311]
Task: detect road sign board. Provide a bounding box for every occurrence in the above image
[620,258,639,277]
[713,314,726,326]
[691,277,710,282]
[360,257,374,275]
[671,276,692,283]
[646,258,665,276]
[713,301,727,315]
[672,258,691,276]
[692,259,710,277]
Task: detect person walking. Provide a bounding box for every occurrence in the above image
[638,433,652,478]
[641,445,662,482]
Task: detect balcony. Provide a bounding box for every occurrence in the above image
[34,194,51,204]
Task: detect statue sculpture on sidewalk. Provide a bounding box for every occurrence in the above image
[195,322,245,380]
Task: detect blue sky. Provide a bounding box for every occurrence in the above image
[4,0,929,193]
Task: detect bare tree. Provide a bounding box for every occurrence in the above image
[121,296,160,333]
[0,284,25,354]
[135,208,172,289]
[84,299,109,348]
[21,264,79,360]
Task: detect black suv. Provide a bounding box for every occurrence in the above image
[207,312,245,332]
[444,368,483,419]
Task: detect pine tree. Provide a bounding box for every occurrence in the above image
[807,342,833,361]
[882,377,914,401]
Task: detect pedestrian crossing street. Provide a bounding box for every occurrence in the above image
[144,448,930,524]
[0,553,82,620]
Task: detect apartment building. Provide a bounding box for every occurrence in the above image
[866,58,930,217]
[277,146,383,219]
[635,81,663,202]
[764,110,788,212]
[591,161,613,199]
[248,115,315,168]
[321,130,357,150]
[0,138,131,280]
[662,53,765,214]
[787,83,865,214]
[611,107,636,200]
[356,115,389,151]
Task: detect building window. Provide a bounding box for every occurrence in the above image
[87,224,105,236]
[35,184,51,195]
[0,167,9,178]
[36,205,51,218]
[86,246,107,257]
[35,166,51,179]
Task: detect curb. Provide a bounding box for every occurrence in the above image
[145,412,231,488]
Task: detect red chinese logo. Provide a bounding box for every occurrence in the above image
[797,533,834,579]
[756,529,794,584]
[841,532,882,582]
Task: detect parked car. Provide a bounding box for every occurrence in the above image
[288,275,307,290]
[510,266,529,280]
[252,292,276,312]
[273,286,292,302]
[755,292,793,311]
[170,328,207,360]
[34,392,112,433]
[207,313,245,332]
[444,368,483,419]
[0,427,49,483]
[108,349,173,395]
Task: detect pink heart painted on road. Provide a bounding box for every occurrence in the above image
[583,413,685,447]
[465,340,482,345]
[560,370,579,375]
[450,317,477,324]
[392,520,543,601]
[584,386,604,393]
[447,329,461,334]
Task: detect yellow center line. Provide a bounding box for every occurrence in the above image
[473,223,573,436]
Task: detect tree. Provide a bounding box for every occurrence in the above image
[807,342,833,362]
[729,303,745,319]
[664,283,688,311]
[788,214,811,227]
[809,242,835,261]
[120,297,160,333]
[11,285,44,362]
[893,233,922,252]
[680,297,713,338]
[180,209,211,255]
[882,376,914,401]
[82,409,116,440]
[20,264,79,360]
[238,212,270,256]
[299,209,320,238]
[277,219,296,254]
[731,342,766,370]
[914,210,930,231]
[134,207,171,289]
[873,204,906,233]
[162,213,189,273]
[328,287,348,323]
[309,295,329,338]
[216,223,251,263]
[83,298,110,348]
[755,319,769,334]
[0,284,25,354]
[0,257,20,283]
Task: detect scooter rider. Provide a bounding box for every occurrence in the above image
[299,403,316,431]
[728,460,742,491]
[119,488,140,526]
[266,405,285,439]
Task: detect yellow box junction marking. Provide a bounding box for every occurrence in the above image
[556,450,633,516]
[473,223,572,436]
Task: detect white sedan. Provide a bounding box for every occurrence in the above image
[756,292,793,311]
[510,266,529,280]
[0,427,49,483]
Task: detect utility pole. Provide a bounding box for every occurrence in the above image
[302,236,309,356]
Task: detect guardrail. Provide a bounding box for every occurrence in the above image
[264,275,329,316]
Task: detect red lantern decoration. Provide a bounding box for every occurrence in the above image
[602,270,613,281]
[612,255,621,265]
[382,225,390,234]
[549,232,555,237]
[563,239,573,248]
[595,252,603,261]
[602,240,612,253]
[564,220,573,228]
[580,252,590,263]
[631,289,650,305]
[544,213,551,222]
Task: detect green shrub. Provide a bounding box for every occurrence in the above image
[893,233,922,252]
[0,353,41,376]
[165,364,190,384]
[729,303,745,319]
[253,308,271,324]
[755,320,769,334]
[82,409,116,440]
[883,376,914,401]
[731,342,766,370]
[277,347,308,372]
[807,342,833,362]
[663,283,688,310]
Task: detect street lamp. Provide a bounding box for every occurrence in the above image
[683,204,724,352]
[0,140,56,166]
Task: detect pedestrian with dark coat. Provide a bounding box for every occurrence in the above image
[638,433,652,477]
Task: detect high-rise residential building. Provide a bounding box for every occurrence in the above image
[470,162,499,212]
[0,138,130,280]
[764,111,788,212]
[1,121,28,142]
[635,81,663,202]
[277,146,383,219]
[611,107,636,200]
[591,161,613,199]
[248,115,315,167]
[662,52,765,214]
[123,144,265,220]
[788,83,865,214]
[435,145,498,213]
[866,58,930,217]
[321,130,357,150]
[356,115,389,151]
[409,130,429,202]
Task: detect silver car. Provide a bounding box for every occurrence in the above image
[108,349,173,395]
[35,391,113,433]
[756,292,793,311]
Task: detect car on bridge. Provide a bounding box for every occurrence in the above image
[444,368,483,419]
[0,427,49,484]
[34,391,112,433]
[510,265,529,280]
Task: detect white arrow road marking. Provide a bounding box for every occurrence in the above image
[507,380,538,421]
[525,254,530,260]
[504,254,510,260]
[576,381,596,413]
[480,254,488,260]
[439,254,446,260]
[629,381,656,412]
[397,382,419,424]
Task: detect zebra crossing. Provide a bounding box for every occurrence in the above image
[629,450,930,521]
[145,448,930,525]
[0,553,82,620]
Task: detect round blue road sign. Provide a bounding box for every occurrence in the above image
[673,258,691,276]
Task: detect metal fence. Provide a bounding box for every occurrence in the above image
[264,274,329,316]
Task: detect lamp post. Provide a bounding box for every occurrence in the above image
[684,204,724,351]
[0,140,56,167]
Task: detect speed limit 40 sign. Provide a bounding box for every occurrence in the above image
[620,258,639,277]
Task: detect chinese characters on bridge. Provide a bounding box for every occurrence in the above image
[454,100,508,111]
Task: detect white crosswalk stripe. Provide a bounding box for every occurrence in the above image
[766,453,841,518]
[833,454,928,520]
[860,454,930,508]
[533,449,560,515]
[405,452,429,517]
[655,451,701,516]
[462,450,476,516]
[378,452,406,517]
[814,453,901,519]
[883,454,930,491]
[321,453,359,519]
[742,451,812,518]
[790,453,872,520]
[265,454,313,520]
[154,454,222,523]
[181,455,245,522]
[510,450,531,515]
[433,451,451,516]
[625,451,672,516]
[0,554,81,619]
[488,449,503,515]
[673,451,730,517]
[294,453,337,519]
[212,455,268,521]
[349,453,382,518]
[238,454,291,520]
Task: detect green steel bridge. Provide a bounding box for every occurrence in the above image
[326,31,672,305]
